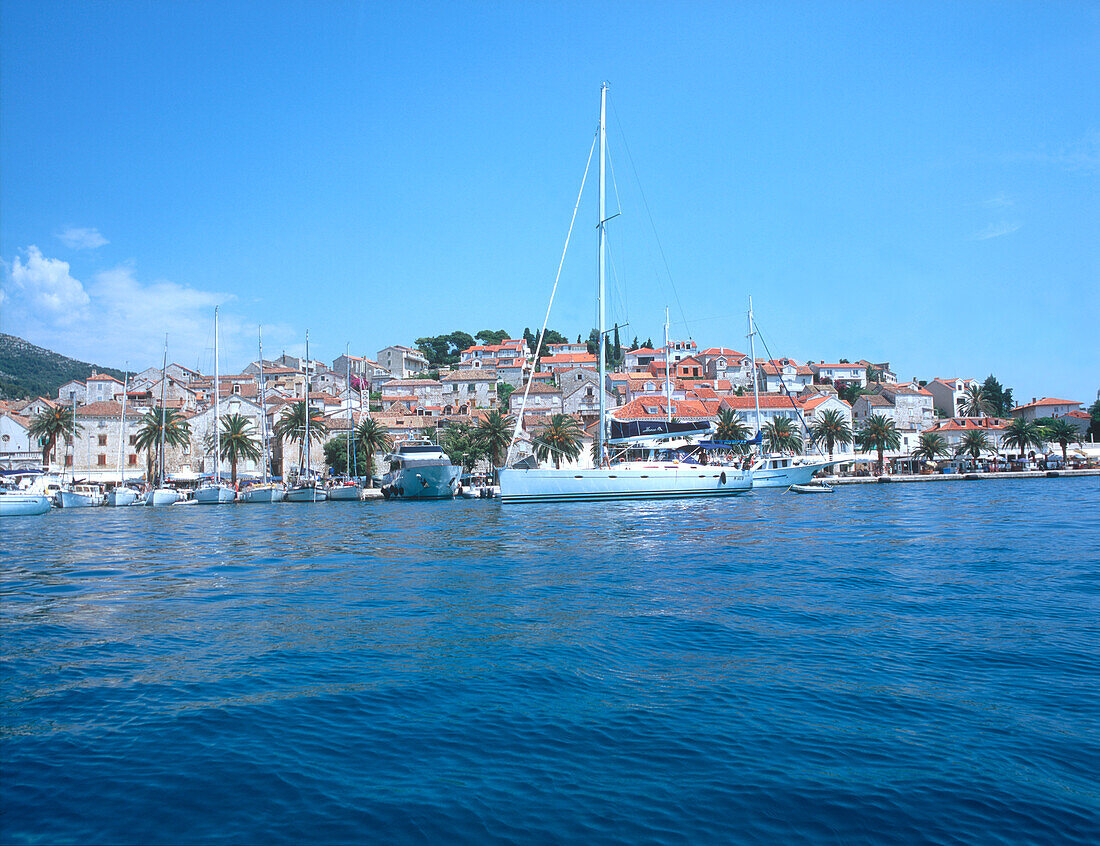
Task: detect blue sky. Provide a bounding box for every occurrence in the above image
[2,1,1097,404]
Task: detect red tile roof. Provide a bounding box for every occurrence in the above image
[1011,397,1081,412]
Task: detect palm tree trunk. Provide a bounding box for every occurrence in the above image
[230,454,237,488]
[877,446,884,474]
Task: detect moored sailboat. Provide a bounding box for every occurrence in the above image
[286,330,327,503]
[194,307,236,504]
[498,83,751,504]
[145,336,181,506]
[238,327,286,503]
[106,366,139,506]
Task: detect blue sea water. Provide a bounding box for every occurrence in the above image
[2,477,1098,845]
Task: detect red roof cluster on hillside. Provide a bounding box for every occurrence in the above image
[1011,397,1081,412]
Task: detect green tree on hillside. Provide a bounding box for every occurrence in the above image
[475,329,511,345]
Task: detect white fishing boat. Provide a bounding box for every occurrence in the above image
[327,482,362,501]
[0,490,52,516]
[59,483,105,508]
[238,328,285,503]
[380,440,461,500]
[194,307,236,504]
[286,330,327,503]
[499,83,752,504]
[146,336,180,507]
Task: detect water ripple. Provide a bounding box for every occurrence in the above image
[1,478,1098,844]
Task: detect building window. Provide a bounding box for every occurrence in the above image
[128,454,138,465]
[97,454,107,466]
[98,434,108,446]
[129,434,138,445]
[65,455,73,466]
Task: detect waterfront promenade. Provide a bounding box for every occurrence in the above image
[826,468,1100,485]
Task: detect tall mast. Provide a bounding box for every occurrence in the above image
[258,327,269,484]
[117,364,129,484]
[596,81,608,466]
[303,330,310,480]
[748,298,762,449]
[664,306,672,423]
[159,334,168,486]
[69,395,77,483]
[346,344,356,478]
[212,307,221,483]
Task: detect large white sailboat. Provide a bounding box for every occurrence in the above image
[145,336,181,506]
[238,327,285,503]
[499,83,752,504]
[195,307,236,503]
[286,330,327,503]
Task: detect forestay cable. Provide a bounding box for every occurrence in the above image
[504,131,599,466]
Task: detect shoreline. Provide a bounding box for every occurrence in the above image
[824,468,1100,485]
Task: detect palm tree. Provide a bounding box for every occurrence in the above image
[440,422,484,474]
[857,413,900,474]
[27,405,81,467]
[274,401,328,474]
[913,431,949,463]
[534,414,584,468]
[956,430,991,469]
[762,417,803,454]
[959,384,993,417]
[1042,418,1080,465]
[476,409,514,481]
[715,408,752,453]
[134,407,192,483]
[808,408,853,461]
[217,414,262,488]
[1002,417,1043,463]
[354,417,392,484]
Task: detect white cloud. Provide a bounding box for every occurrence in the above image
[57,226,109,250]
[971,221,1022,241]
[8,246,90,322]
[1,247,300,373]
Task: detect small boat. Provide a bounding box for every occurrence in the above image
[327,482,362,501]
[145,487,182,506]
[286,480,327,503]
[58,483,105,508]
[238,483,286,503]
[0,490,52,517]
[106,487,140,507]
[789,482,834,494]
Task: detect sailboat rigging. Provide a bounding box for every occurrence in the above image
[498,83,752,503]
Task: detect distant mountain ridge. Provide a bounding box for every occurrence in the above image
[0,333,127,401]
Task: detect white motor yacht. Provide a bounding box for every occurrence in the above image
[381,441,461,500]
[105,487,140,507]
[238,483,286,503]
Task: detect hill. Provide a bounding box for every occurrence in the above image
[0,334,128,401]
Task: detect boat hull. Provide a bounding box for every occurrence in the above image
[194,484,236,504]
[0,493,52,516]
[286,486,328,502]
[498,466,752,504]
[144,488,181,507]
[750,460,834,489]
[105,488,140,507]
[58,490,104,508]
[238,485,285,503]
[382,465,461,500]
[327,485,362,501]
